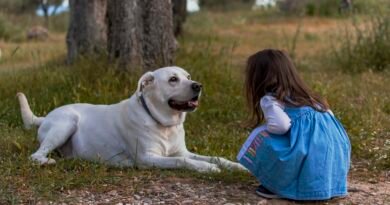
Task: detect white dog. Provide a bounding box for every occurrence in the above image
[17,66,245,173]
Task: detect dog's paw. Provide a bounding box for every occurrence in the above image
[31,154,56,165]
[194,162,221,173]
[231,163,249,172]
[208,164,221,173]
[214,158,248,172]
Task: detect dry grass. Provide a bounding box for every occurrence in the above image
[0,33,65,71]
[0,8,389,204]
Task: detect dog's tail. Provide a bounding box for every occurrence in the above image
[16,92,45,129]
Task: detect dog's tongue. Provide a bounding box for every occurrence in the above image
[188,100,199,107]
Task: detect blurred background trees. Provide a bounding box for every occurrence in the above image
[0,0,389,72]
[66,0,107,64]
[106,0,176,70]
[172,0,187,37]
[0,0,39,13]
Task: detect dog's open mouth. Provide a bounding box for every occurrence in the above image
[168,95,199,111]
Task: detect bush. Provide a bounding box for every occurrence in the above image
[333,14,390,73]
[0,0,38,14]
[277,0,389,17]
[353,0,390,14]
[0,16,11,40]
[199,0,253,11]
[0,15,23,42]
[277,0,341,16]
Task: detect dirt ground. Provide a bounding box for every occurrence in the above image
[32,174,389,205]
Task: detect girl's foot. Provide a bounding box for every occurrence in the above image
[256,185,281,199]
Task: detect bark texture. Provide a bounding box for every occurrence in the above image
[66,0,107,63]
[107,0,176,71]
[172,0,187,36]
[340,0,352,11]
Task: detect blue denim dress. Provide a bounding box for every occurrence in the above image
[238,106,351,200]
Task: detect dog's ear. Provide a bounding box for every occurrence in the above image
[137,71,155,92]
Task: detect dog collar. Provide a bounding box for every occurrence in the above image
[139,94,161,125]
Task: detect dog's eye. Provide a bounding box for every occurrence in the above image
[187,75,191,80]
[169,76,178,83]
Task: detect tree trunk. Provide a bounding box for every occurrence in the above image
[107,0,176,71]
[172,0,187,36]
[66,0,107,64]
[340,0,352,12]
[40,0,49,28]
[142,0,176,69]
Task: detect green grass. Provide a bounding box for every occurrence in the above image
[0,8,389,203]
[333,14,390,72]
[0,43,255,203]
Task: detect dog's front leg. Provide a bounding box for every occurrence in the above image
[137,154,221,173]
[184,152,247,171]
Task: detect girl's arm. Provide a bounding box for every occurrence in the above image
[260,95,291,135]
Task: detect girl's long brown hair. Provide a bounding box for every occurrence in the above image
[245,49,329,128]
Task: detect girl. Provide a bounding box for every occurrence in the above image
[237,49,351,200]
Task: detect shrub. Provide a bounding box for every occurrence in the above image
[353,0,390,14]
[277,0,341,16]
[0,0,38,14]
[0,15,23,42]
[277,0,389,17]
[333,14,390,73]
[199,0,253,11]
[0,16,11,40]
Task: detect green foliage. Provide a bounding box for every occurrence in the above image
[0,0,65,14]
[277,0,341,16]
[307,0,341,16]
[0,14,24,42]
[353,0,390,14]
[333,14,390,73]
[199,0,254,11]
[0,0,38,14]
[277,0,389,17]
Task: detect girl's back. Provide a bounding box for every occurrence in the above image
[240,49,351,200]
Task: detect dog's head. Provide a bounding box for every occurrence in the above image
[137,66,202,126]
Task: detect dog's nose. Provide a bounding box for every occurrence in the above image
[192,82,202,92]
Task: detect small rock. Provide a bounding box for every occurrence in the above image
[145,189,153,194]
[257,200,267,205]
[26,26,49,40]
[151,185,162,192]
[182,200,194,204]
[134,194,141,200]
[368,179,378,184]
[108,190,118,196]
